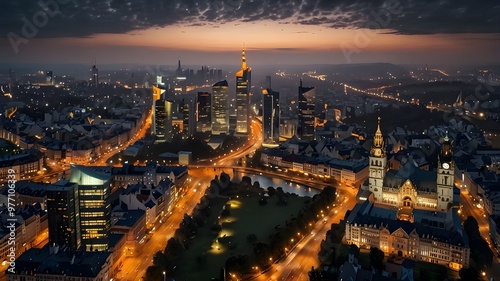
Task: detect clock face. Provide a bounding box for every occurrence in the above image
[442,163,450,170]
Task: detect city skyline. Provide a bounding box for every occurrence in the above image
[0,0,499,66]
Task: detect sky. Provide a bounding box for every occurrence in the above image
[0,0,499,66]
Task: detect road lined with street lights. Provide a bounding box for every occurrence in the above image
[254,187,357,281]
[115,119,263,280]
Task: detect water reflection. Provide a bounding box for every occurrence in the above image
[232,171,319,197]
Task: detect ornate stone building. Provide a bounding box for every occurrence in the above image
[363,118,458,221]
[345,118,469,271]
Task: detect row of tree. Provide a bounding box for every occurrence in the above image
[224,186,337,278]
[145,192,221,280]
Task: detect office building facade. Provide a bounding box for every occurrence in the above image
[212,80,229,135]
[298,80,315,141]
[262,88,280,144]
[46,180,82,250]
[196,92,212,133]
[69,165,111,251]
[235,48,251,134]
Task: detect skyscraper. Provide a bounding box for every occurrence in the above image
[182,98,195,136]
[46,180,81,250]
[69,165,111,251]
[262,88,280,144]
[46,71,53,85]
[91,63,98,87]
[235,48,251,134]
[152,85,174,142]
[154,99,173,142]
[298,80,315,141]
[196,92,212,133]
[212,80,229,135]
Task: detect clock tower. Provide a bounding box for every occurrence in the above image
[368,117,386,202]
[437,132,454,212]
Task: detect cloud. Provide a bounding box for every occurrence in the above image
[1,0,499,39]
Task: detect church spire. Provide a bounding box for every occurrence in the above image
[370,116,385,157]
[373,116,384,148]
[440,131,453,160]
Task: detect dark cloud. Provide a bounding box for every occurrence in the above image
[1,0,499,38]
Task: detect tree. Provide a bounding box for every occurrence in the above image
[464,216,494,268]
[259,197,268,205]
[267,186,276,197]
[144,266,163,281]
[164,237,185,259]
[253,242,270,263]
[308,266,325,281]
[241,176,252,185]
[369,247,385,273]
[152,251,168,268]
[247,234,258,244]
[253,181,261,189]
[225,255,251,275]
[459,267,481,281]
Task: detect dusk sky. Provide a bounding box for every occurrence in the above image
[1,0,499,66]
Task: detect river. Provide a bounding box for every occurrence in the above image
[232,171,319,197]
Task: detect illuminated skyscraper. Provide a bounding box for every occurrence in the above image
[91,63,98,87]
[262,88,280,145]
[155,99,173,142]
[46,71,53,85]
[298,80,315,141]
[196,92,212,133]
[69,165,111,251]
[235,48,251,134]
[46,180,81,250]
[212,80,229,135]
[182,98,195,136]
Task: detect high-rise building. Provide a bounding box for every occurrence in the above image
[266,75,272,89]
[196,92,212,133]
[46,180,81,250]
[212,80,229,135]
[235,48,252,134]
[298,80,315,141]
[152,85,163,136]
[45,71,53,85]
[152,86,174,142]
[262,88,280,144]
[91,64,98,87]
[182,98,195,136]
[69,165,111,251]
[154,99,173,142]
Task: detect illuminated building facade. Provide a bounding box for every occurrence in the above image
[298,80,315,141]
[235,48,251,134]
[345,201,470,271]
[262,88,280,144]
[91,64,98,87]
[152,85,173,143]
[196,92,212,133]
[182,98,195,136]
[212,80,229,135]
[363,118,458,215]
[46,180,81,250]
[346,119,468,271]
[69,165,111,251]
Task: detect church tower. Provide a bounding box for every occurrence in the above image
[368,117,386,202]
[437,132,454,212]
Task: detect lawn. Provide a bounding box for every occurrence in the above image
[174,195,310,280]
